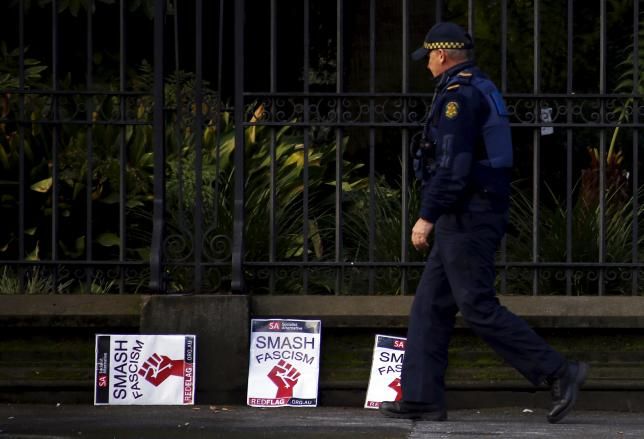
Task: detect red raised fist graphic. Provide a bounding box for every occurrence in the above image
[138,353,185,387]
[388,376,403,401]
[267,360,301,398]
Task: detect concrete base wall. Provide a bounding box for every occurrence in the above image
[4,295,644,407]
[139,295,249,404]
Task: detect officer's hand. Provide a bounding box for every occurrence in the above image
[412,218,434,252]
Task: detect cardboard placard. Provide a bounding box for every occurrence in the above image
[247,319,321,407]
[364,334,406,409]
[94,334,196,405]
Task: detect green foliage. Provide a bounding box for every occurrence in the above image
[10,0,153,17]
[2,2,642,295]
[501,6,644,295]
[445,0,638,93]
[0,267,20,294]
[608,10,644,160]
[0,54,156,266]
[506,181,644,294]
[161,101,368,293]
[341,176,423,294]
[0,266,74,294]
[0,265,120,294]
[1,45,373,293]
[0,43,48,90]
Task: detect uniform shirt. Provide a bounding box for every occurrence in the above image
[419,62,494,223]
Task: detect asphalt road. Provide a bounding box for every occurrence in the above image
[0,404,642,439]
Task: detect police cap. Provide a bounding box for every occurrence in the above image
[411,22,474,61]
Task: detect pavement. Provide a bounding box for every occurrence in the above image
[1,404,643,439]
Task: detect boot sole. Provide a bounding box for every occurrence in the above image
[547,361,589,424]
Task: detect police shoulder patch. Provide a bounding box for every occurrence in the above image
[444,101,459,119]
[446,84,460,91]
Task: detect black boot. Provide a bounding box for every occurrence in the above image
[379,401,447,421]
[547,361,589,424]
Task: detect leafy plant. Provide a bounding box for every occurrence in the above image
[505,11,644,295]
[0,267,20,294]
[506,181,644,295]
[342,176,423,294]
[161,100,368,293]
[10,0,153,17]
[0,266,74,294]
[580,11,644,208]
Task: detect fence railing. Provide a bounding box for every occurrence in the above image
[0,0,642,295]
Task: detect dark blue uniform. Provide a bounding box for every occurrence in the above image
[401,61,566,409]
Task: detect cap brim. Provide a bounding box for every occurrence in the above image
[411,47,428,61]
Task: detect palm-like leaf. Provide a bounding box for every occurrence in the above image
[507,181,644,295]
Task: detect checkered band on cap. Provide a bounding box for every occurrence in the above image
[423,41,466,50]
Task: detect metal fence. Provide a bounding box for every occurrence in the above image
[0,0,642,295]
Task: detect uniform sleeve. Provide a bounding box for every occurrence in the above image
[419,90,478,222]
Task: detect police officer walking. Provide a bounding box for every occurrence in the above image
[379,22,588,424]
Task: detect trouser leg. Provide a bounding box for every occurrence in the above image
[401,241,458,407]
[438,212,566,385]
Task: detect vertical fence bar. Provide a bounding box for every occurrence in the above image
[598,0,607,295]
[632,0,640,295]
[85,0,95,292]
[302,0,310,294]
[368,0,376,294]
[435,0,443,22]
[499,0,508,294]
[269,0,277,294]
[212,0,226,291]
[400,0,410,295]
[532,0,541,296]
[150,0,166,292]
[214,0,224,228]
[501,0,507,92]
[335,0,345,295]
[18,0,26,292]
[118,0,127,293]
[565,0,574,296]
[231,0,246,293]
[173,2,186,237]
[51,0,60,266]
[467,0,474,35]
[193,0,204,293]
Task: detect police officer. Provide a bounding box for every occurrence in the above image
[379,22,588,424]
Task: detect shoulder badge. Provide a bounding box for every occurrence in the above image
[457,71,473,77]
[444,101,459,119]
[446,84,460,91]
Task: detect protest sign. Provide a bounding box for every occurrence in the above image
[247,319,321,407]
[364,334,406,409]
[94,334,195,405]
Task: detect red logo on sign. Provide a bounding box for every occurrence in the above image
[388,377,403,401]
[268,360,300,398]
[268,321,281,330]
[394,340,405,349]
[98,374,108,388]
[138,353,186,387]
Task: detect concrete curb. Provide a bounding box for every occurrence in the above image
[2,295,644,328]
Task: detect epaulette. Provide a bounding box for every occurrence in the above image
[446,84,460,91]
[452,70,473,85]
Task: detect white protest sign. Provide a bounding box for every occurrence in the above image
[94,334,196,405]
[364,334,406,409]
[247,319,321,407]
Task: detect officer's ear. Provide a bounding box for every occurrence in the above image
[437,49,447,63]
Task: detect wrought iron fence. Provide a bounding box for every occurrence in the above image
[0,0,642,295]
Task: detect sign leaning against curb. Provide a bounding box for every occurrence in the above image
[365,334,406,409]
[247,319,322,407]
[94,334,196,405]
